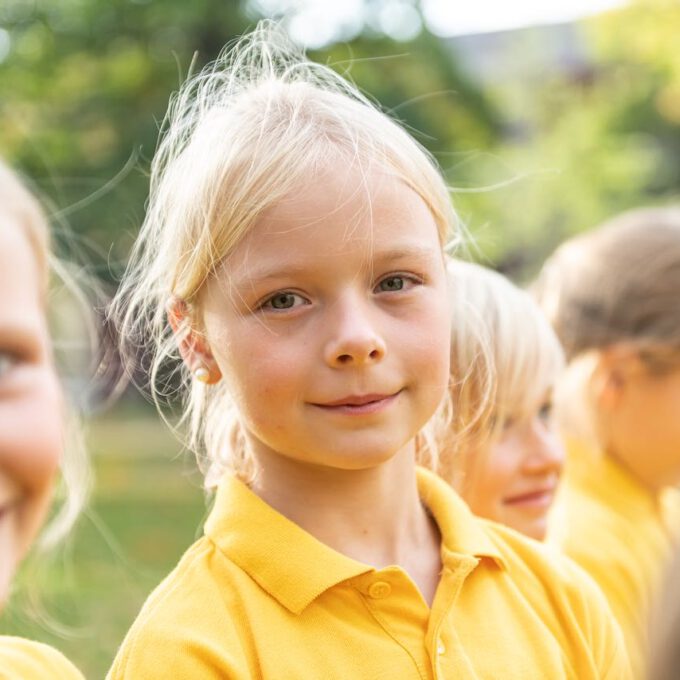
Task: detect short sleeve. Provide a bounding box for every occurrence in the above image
[0,636,85,680]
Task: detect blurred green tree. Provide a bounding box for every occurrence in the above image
[0,0,500,279]
[451,0,680,277]
[0,0,251,271]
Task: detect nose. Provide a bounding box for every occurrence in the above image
[323,295,387,368]
[522,419,565,476]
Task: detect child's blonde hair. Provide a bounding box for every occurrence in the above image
[0,159,90,553]
[533,207,680,439]
[436,260,564,487]
[111,21,458,488]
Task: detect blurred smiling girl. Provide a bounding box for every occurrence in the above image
[0,161,85,679]
[437,261,565,542]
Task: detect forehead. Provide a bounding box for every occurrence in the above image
[0,222,45,331]
[223,165,441,282]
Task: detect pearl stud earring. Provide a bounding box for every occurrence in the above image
[194,366,210,383]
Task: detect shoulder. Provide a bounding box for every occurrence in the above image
[477,520,632,678]
[555,471,674,588]
[480,518,601,593]
[107,536,251,680]
[0,635,84,680]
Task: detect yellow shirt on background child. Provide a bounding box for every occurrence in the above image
[108,467,630,679]
[0,636,84,680]
[551,440,680,679]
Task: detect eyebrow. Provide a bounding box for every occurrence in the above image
[0,320,43,350]
[233,245,440,287]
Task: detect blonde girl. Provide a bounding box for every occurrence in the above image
[107,23,630,679]
[0,160,86,679]
[436,261,564,541]
[534,207,680,678]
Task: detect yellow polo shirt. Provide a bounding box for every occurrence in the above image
[0,636,84,680]
[108,467,630,679]
[551,440,680,678]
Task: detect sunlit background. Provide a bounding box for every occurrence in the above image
[1,0,679,676]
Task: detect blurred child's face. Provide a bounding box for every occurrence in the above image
[601,352,680,490]
[201,163,450,472]
[463,402,564,540]
[0,222,63,606]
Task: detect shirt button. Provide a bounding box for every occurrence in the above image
[437,640,446,655]
[368,581,392,599]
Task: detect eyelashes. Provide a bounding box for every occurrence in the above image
[260,291,309,312]
[538,401,553,422]
[374,273,423,293]
[256,272,424,314]
[0,351,21,380]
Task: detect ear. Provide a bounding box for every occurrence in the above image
[166,297,222,384]
[592,346,639,412]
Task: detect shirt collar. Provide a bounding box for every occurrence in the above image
[204,466,506,614]
[416,467,507,570]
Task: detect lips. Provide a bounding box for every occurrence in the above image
[0,501,16,521]
[312,391,401,415]
[503,487,556,509]
[318,393,398,407]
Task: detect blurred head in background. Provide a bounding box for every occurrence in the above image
[534,207,680,492]
[0,160,88,609]
[436,260,565,540]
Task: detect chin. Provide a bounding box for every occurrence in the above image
[519,521,547,542]
[319,446,402,471]
[304,429,413,469]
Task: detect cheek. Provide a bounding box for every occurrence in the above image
[217,330,307,422]
[479,438,521,502]
[403,293,451,388]
[626,380,680,441]
[0,371,63,494]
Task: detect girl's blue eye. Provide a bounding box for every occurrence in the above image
[0,352,18,379]
[262,292,306,311]
[502,416,516,431]
[538,402,553,422]
[376,276,405,293]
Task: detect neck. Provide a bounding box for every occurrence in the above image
[606,447,668,496]
[249,443,441,597]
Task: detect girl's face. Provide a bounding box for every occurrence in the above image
[602,352,680,490]
[0,222,63,606]
[463,400,564,541]
[200,164,450,472]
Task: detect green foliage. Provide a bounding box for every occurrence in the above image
[319,30,500,156]
[452,0,680,278]
[0,1,502,278]
[1,0,679,280]
[0,0,251,273]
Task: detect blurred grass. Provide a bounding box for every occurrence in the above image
[0,403,208,679]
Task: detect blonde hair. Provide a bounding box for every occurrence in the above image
[435,260,564,487]
[111,21,458,488]
[534,207,680,439]
[0,160,90,554]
